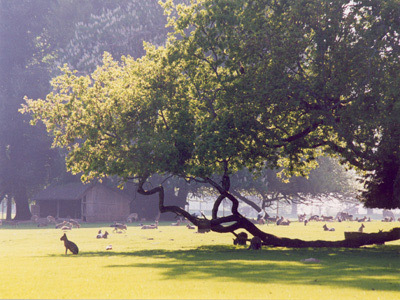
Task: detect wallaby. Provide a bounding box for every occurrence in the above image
[110,222,127,233]
[60,233,79,255]
[323,224,335,231]
[69,219,81,228]
[233,232,248,246]
[187,224,196,229]
[247,236,262,250]
[171,219,181,226]
[358,223,365,233]
[141,220,158,229]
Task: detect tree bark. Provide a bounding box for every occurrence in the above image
[13,186,31,220]
[6,196,12,221]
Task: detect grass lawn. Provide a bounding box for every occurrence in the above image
[0,220,399,299]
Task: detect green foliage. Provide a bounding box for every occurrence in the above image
[23,50,189,181]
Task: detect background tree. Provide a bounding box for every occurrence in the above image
[0,0,114,220]
[56,0,171,73]
[0,0,182,220]
[230,156,358,217]
[23,0,400,246]
[0,0,61,220]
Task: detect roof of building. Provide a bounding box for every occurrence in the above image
[33,180,133,202]
[32,182,92,201]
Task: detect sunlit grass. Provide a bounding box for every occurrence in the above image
[0,221,399,299]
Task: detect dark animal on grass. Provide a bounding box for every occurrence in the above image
[258,218,265,225]
[298,213,307,222]
[266,216,278,223]
[96,229,102,238]
[358,223,365,233]
[61,225,72,230]
[56,221,67,229]
[126,213,139,223]
[69,219,80,228]
[357,216,368,222]
[110,222,127,233]
[233,232,248,246]
[187,224,196,229]
[308,215,320,222]
[323,224,335,231]
[336,212,353,221]
[247,236,262,250]
[47,215,56,224]
[102,231,109,239]
[60,233,79,255]
[277,216,290,226]
[56,221,72,229]
[171,219,181,226]
[141,220,158,229]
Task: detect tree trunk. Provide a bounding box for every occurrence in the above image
[291,201,298,216]
[6,197,12,221]
[13,187,31,220]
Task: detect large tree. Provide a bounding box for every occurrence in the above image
[23,0,400,246]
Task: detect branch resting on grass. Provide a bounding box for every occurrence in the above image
[137,177,400,248]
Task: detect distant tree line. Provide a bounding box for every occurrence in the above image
[1,0,174,220]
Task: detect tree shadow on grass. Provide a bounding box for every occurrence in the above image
[72,245,400,292]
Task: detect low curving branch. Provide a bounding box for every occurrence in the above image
[137,178,198,224]
[211,194,226,219]
[136,176,400,248]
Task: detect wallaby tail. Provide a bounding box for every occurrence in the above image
[68,241,79,254]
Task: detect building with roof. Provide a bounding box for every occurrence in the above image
[32,182,131,222]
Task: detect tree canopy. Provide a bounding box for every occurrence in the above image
[22,0,400,246]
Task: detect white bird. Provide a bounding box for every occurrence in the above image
[106,245,112,250]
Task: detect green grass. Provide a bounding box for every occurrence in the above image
[0,221,399,299]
